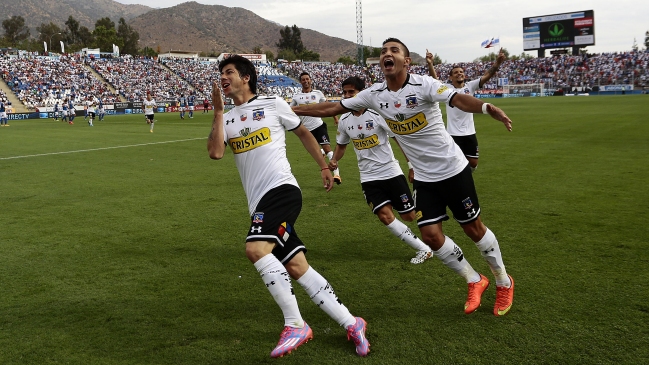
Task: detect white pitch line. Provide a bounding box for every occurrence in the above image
[0,137,205,160]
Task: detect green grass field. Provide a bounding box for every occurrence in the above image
[1,96,648,365]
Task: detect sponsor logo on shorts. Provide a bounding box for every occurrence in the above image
[250,226,262,233]
[415,211,423,220]
[278,222,291,242]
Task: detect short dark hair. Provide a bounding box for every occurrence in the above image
[299,72,310,80]
[341,76,365,92]
[450,64,464,74]
[382,37,410,57]
[218,55,257,94]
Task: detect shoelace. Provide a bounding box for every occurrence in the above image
[495,286,510,307]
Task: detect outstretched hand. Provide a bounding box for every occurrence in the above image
[486,104,512,131]
[426,48,434,64]
[212,81,224,113]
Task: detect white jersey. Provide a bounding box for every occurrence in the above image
[223,95,301,215]
[87,103,96,113]
[341,73,467,182]
[144,99,156,115]
[336,109,403,183]
[446,79,480,136]
[290,89,326,131]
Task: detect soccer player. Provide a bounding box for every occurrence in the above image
[331,76,433,264]
[292,38,515,316]
[208,56,369,358]
[86,98,96,127]
[67,99,75,125]
[178,94,187,120]
[83,97,89,120]
[203,97,209,113]
[290,72,342,184]
[144,92,156,133]
[425,49,439,79]
[0,100,8,126]
[429,48,506,172]
[53,101,60,121]
[61,99,69,123]
[187,92,195,118]
[98,98,105,121]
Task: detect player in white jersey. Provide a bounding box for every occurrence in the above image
[143,92,156,133]
[207,56,369,358]
[429,48,506,172]
[293,38,515,317]
[290,72,342,184]
[86,99,96,127]
[331,76,433,264]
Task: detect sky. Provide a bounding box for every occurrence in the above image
[115,0,648,63]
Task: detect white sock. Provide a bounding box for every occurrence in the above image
[434,236,481,283]
[386,219,430,252]
[326,151,333,161]
[254,254,304,328]
[475,228,510,287]
[471,166,477,173]
[296,266,355,328]
[150,122,154,131]
[320,148,325,156]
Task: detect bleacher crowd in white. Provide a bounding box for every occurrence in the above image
[0,49,647,110]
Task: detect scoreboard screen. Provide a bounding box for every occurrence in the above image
[523,10,595,51]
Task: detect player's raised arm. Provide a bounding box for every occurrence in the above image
[207,82,226,159]
[426,49,438,79]
[292,101,347,118]
[450,93,512,131]
[479,48,506,87]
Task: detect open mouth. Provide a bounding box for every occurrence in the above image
[383,59,395,69]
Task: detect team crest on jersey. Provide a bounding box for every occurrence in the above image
[400,194,409,203]
[406,95,418,108]
[252,212,264,223]
[357,124,363,130]
[464,88,471,94]
[311,95,316,100]
[240,114,247,121]
[365,121,374,130]
[437,85,450,95]
[240,127,251,137]
[462,197,474,210]
[252,109,265,121]
[394,100,401,108]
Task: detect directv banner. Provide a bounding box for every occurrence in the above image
[599,85,633,91]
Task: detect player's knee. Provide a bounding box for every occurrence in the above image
[376,207,395,225]
[461,220,487,242]
[400,211,416,222]
[420,229,444,248]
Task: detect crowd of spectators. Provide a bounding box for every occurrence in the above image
[0,49,646,110]
[0,54,120,109]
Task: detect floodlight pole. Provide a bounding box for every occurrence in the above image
[49,32,62,54]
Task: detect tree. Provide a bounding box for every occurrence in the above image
[276,25,304,55]
[264,50,274,62]
[299,49,320,61]
[36,22,64,52]
[95,17,115,31]
[117,18,139,55]
[78,26,94,46]
[65,16,80,44]
[2,16,30,46]
[277,48,297,62]
[93,26,120,52]
[252,45,263,54]
[336,56,356,65]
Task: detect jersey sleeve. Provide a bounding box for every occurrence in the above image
[276,97,301,131]
[336,114,351,145]
[340,88,371,111]
[424,77,457,104]
[289,97,297,107]
[317,90,327,103]
[468,79,481,93]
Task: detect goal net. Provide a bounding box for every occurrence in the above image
[503,84,545,97]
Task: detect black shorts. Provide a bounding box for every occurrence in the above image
[146,114,154,121]
[88,112,96,119]
[451,134,479,159]
[361,175,414,214]
[413,165,481,226]
[310,122,330,145]
[247,184,306,264]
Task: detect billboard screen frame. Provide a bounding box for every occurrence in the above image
[522,10,595,51]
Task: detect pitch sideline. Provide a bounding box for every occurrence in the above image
[0,137,205,160]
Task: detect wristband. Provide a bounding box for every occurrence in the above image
[407,162,413,169]
[482,103,491,114]
[321,167,329,171]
